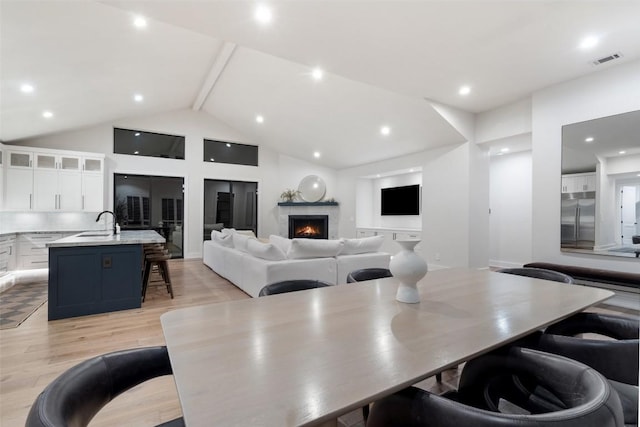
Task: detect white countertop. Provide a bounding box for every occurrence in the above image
[46,230,165,248]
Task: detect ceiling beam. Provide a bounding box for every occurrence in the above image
[192,41,237,111]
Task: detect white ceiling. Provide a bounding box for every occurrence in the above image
[2,1,640,169]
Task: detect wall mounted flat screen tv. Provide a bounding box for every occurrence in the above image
[381,184,420,215]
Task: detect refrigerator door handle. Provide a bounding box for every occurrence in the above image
[575,206,580,240]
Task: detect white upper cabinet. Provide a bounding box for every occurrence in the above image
[5,149,34,210]
[33,153,83,211]
[561,173,596,193]
[2,146,104,212]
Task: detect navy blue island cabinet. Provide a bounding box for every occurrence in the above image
[48,244,143,320]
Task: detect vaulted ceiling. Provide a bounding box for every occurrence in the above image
[2,1,639,169]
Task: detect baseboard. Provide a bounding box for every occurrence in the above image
[0,268,48,293]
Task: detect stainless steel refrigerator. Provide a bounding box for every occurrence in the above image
[561,192,596,249]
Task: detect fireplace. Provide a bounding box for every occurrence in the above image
[288,215,329,239]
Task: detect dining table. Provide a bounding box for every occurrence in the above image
[160,267,613,426]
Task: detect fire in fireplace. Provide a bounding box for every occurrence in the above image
[288,215,329,239]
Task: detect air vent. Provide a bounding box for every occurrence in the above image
[592,52,623,66]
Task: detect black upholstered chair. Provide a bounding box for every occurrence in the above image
[258,279,332,296]
[346,268,393,283]
[521,312,639,426]
[25,346,184,427]
[497,267,575,284]
[367,347,625,427]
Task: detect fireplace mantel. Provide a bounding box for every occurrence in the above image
[277,201,339,206]
[277,203,339,240]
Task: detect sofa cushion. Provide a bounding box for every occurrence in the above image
[211,230,233,247]
[221,228,236,235]
[247,239,287,261]
[287,238,344,259]
[269,235,292,254]
[340,235,385,255]
[233,233,255,253]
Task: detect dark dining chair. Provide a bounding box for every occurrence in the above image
[367,346,624,427]
[258,279,332,296]
[521,312,639,427]
[497,267,575,284]
[346,268,393,283]
[25,346,184,427]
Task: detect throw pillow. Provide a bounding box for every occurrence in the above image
[269,234,292,254]
[221,228,236,235]
[246,239,287,261]
[233,233,255,252]
[211,230,233,247]
[287,238,344,259]
[340,235,385,255]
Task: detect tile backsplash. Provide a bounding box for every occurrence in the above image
[0,212,107,234]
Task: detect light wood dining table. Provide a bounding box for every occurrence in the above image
[161,268,613,426]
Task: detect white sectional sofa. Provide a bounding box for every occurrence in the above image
[202,230,390,297]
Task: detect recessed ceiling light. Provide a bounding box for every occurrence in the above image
[133,15,147,28]
[312,68,324,81]
[20,83,35,94]
[380,126,391,136]
[133,93,144,102]
[313,151,321,158]
[42,111,53,118]
[256,115,264,123]
[134,151,139,155]
[254,4,272,24]
[226,143,231,148]
[409,169,414,173]
[134,132,141,136]
[619,150,626,155]
[500,148,510,153]
[458,85,471,96]
[376,174,381,178]
[585,137,594,142]
[579,35,599,50]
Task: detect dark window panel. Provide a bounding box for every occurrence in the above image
[114,128,185,160]
[203,139,258,166]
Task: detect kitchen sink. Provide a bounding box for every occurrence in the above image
[78,231,112,237]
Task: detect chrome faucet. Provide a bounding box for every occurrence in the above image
[96,210,116,234]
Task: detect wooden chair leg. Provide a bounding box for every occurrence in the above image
[161,260,174,299]
[142,260,152,302]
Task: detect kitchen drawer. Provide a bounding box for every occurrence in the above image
[0,234,17,243]
[19,241,49,256]
[394,231,421,240]
[19,254,49,269]
[18,233,63,245]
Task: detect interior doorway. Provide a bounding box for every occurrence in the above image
[114,173,184,258]
[619,182,640,245]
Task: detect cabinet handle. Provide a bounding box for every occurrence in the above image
[31,261,48,264]
[82,195,85,210]
[30,194,32,209]
[0,250,8,255]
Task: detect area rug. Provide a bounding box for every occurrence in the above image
[0,281,48,329]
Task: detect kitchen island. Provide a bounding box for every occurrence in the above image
[46,230,165,320]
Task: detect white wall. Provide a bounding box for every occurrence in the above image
[338,142,489,269]
[366,172,422,229]
[476,98,532,144]
[531,59,640,273]
[9,108,337,258]
[489,150,533,267]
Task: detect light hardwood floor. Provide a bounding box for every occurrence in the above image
[0,260,635,427]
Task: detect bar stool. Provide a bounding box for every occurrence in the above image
[142,245,174,302]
